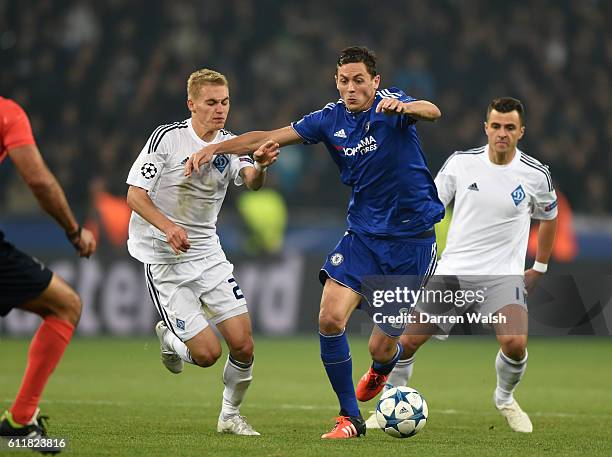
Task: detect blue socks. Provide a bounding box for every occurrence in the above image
[371,342,403,375]
[319,329,360,417]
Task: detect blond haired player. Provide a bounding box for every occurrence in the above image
[126,69,278,435]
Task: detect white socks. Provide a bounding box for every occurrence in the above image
[385,355,416,392]
[163,330,195,365]
[495,349,528,406]
[221,355,254,420]
[384,349,527,407]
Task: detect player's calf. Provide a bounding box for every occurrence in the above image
[367,331,398,362]
[399,321,436,358]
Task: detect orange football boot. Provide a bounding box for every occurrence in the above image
[356,367,389,401]
[321,415,366,439]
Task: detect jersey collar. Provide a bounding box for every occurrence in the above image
[484,144,521,169]
[187,118,222,146]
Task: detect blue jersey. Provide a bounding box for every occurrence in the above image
[292,87,444,238]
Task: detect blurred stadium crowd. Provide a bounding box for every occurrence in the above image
[1,0,610,219]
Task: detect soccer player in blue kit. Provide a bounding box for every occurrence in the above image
[185,46,443,439]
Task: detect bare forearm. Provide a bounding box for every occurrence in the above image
[126,187,174,232]
[244,169,266,191]
[212,131,273,155]
[213,127,301,155]
[30,175,79,233]
[403,101,441,121]
[536,218,557,263]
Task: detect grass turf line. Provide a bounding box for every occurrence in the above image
[0,337,610,456]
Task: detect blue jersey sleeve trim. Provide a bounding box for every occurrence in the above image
[290,123,312,144]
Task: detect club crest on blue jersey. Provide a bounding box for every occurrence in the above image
[330,253,344,266]
[213,155,229,173]
[176,319,185,330]
[511,184,526,206]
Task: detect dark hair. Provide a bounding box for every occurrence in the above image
[337,46,377,77]
[486,97,525,125]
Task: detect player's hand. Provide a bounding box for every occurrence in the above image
[524,268,543,293]
[164,223,190,255]
[253,140,280,168]
[376,98,405,115]
[184,145,216,177]
[66,226,97,258]
[75,228,97,258]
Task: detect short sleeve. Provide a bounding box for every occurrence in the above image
[434,153,458,207]
[531,170,558,220]
[230,154,255,186]
[2,100,36,151]
[291,105,332,145]
[379,88,418,129]
[126,129,170,191]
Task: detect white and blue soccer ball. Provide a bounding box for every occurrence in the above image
[376,386,428,438]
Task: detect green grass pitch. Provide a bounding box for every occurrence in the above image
[1,336,611,456]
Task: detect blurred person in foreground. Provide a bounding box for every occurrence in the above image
[0,96,96,452]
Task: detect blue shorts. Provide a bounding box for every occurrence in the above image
[319,230,437,303]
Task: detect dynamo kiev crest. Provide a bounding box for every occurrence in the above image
[213,155,229,173]
[511,184,526,206]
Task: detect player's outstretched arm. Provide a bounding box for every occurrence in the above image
[240,140,280,191]
[127,186,190,255]
[376,98,441,121]
[184,126,300,177]
[525,217,557,292]
[8,144,96,257]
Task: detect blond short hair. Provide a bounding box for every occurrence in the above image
[187,69,228,99]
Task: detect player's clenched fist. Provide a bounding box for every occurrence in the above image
[376,97,405,115]
[184,145,216,177]
[163,223,191,255]
[76,228,97,258]
[253,140,280,167]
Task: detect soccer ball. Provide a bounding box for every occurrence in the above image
[376,386,428,438]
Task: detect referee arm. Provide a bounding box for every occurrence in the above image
[8,144,96,257]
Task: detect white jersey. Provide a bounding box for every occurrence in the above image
[126,118,254,264]
[435,145,558,275]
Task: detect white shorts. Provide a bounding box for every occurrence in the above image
[145,250,247,341]
[415,275,527,333]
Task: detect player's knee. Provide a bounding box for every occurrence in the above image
[318,309,346,334]
[231,337,254,362]
[192,346,222,368]
[52,287,82,326]
[500,336,527,361]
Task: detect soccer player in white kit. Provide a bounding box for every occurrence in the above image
[126,69,279,436]
[365,97,558,433]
